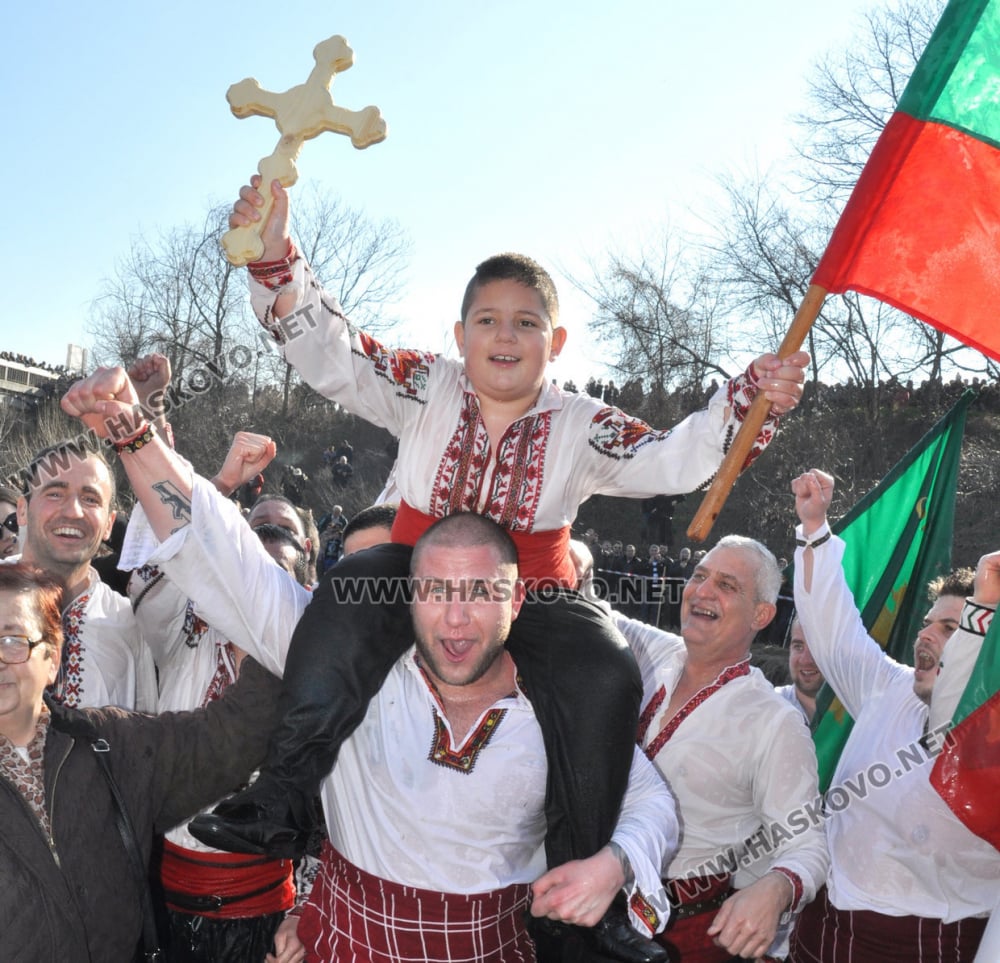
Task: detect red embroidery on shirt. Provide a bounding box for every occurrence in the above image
[642,660,751,761]
[201,642,237,707]
[588,407,665,461]
[727,366,778,471]
[182,600,210,649]
[355,332,432,399]
[56,594,90,707]
[771,866,804,912]
[427,707,508,774]
[628,890,661,935]
[430,392,550,532]
[637,686,666,745]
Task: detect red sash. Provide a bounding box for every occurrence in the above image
[391,499,576,588]
[654,874,735,963]
[159,839,294,919]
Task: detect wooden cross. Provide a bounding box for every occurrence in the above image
[222,35,387,266]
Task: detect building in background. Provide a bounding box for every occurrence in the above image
[0,344,85,410]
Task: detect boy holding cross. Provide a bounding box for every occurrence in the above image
[192,176,807,959]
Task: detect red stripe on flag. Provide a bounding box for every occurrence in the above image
[930,687,1000,851]
[813,111,1000,363]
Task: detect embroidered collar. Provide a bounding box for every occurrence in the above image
[641,658,752,761]
[457,371,566,416]
[407,650,523,775]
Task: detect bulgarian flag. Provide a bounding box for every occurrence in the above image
[686,0,1000,542]
[811,0,1000,363]
[811,390,973,791]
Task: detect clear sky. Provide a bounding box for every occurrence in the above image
[3,0,878,379]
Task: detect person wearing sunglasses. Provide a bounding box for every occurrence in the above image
[0,485,19,560]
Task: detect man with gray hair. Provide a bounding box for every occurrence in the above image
[614,534,828,961]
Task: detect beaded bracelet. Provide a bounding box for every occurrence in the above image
[113,423,154,455]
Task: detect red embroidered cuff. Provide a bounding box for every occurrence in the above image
[724,363,781,472]
[726,364,761,423]
[771,866,804,913]
[248,239,299,291]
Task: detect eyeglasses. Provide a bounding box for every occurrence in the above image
[1,512,16,537]
[0,636,46,664]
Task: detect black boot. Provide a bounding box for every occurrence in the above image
[526,908,669,963]
[584,907,669,963]
[188,778,323,859]
[190,543,414,859]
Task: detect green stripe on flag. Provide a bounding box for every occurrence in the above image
[811,390,975,790]
[899,0,1000,149]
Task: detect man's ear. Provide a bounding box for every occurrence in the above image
[453,320,466,357]
[102,510,117,543]
[752,601,777,631]
[510,578,527,620]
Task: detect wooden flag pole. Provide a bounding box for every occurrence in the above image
[687,283,829,542]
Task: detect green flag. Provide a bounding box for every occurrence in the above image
[811,389,975,791]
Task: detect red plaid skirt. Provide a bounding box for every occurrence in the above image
[790,886,988,962]
[299,843,537,962]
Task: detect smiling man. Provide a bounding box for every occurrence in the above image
[788,469,999,962]
[616,536,828,962]
[6,445,155,711]
[58,359,681,962]
[775,618,825,723]
[291,512,678,961]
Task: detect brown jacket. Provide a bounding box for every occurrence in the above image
[0,658,281,962]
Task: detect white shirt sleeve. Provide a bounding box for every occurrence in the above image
[793,524,907,718]
[613,746,678,936]
[121,473,309,677]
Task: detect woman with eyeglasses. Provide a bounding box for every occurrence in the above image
[0,485,19,560]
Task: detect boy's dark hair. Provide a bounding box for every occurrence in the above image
[927,568,975,601]
[342,503,398,543]
[460,253,560,326]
